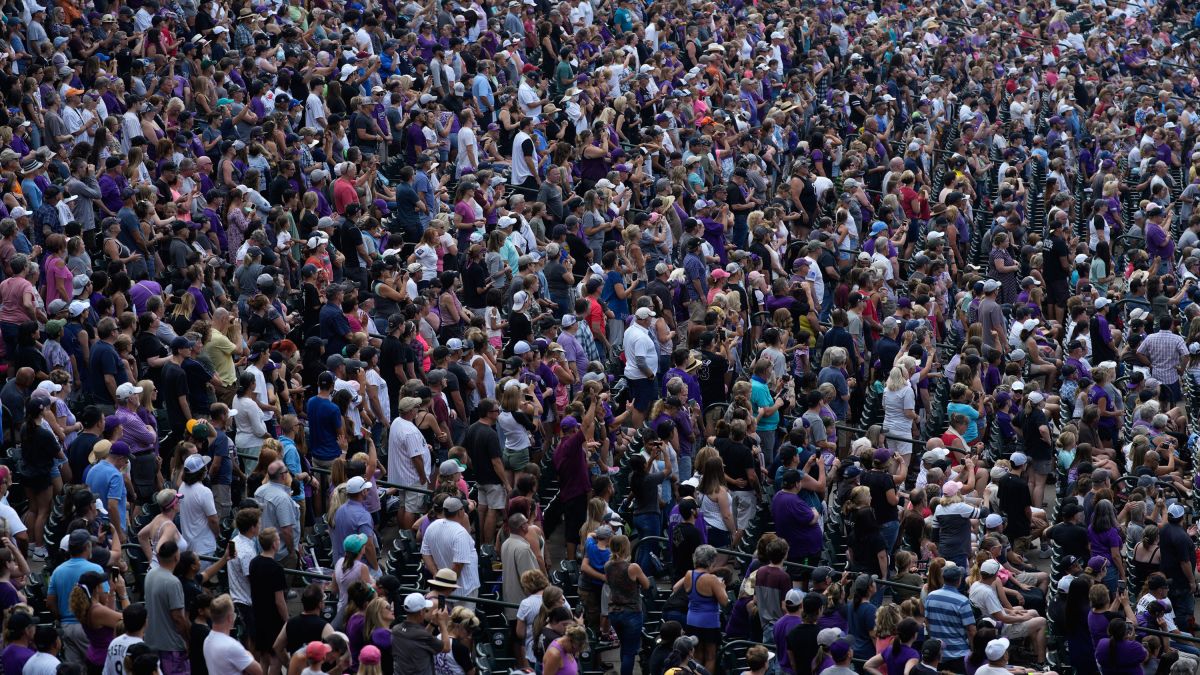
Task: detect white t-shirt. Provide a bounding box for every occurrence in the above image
[517,80,543,117]
[104,634,143,675]
[23,652,59,675]
[510,131,537,185]
[204,630,255,674]
[0,499,27,537]
[388,417,430,486]
[623,323,658,381]
[415,243,439,280]
[179,481,218,557]
[365,368,389,420]
[420,518,480,596]
[456,126,480,174]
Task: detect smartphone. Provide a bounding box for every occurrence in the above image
[438,595,446,610]
[1117,580,1127,594]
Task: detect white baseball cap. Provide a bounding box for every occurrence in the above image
[403,592,434,613]
[985,638,1010,662]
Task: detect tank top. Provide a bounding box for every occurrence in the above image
[374,282,400,317]
[606,560,642,613]
[471,355,496,400]
[497,410,532,450]
[1131,546,1159,586]
[335,558,367,613]
[547,638,579,675]
[84,622,114,665]
[686,571,721,628]
[148,521,190,570]
[699,492,727,532]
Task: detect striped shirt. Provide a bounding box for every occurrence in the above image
[924,587,975,659]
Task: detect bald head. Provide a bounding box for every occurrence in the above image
[268,460,289,482]
[14,368,34,388]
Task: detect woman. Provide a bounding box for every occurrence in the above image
[865,617,920,675]
[696,455,736,551]
[543,624,588,675]
[1096,617,1147,675]
[989,232,1021,304]
[498,380,541,486]
[1089,499,1125,595]
[1063,576,1100,675]
[515,571,553,669]
[846,574,879,659]
[846,485,887,581]
[629,444,671,572]
[70,569,127,674]
[0,255,43,367]
[1131,526,1162,590]
[436,606,480,675]
[671,544,728,674]
[233,371,270,469]
[137,488,189,570]
[881,364,918,470]
[19,397,57,560]
[42,234,74,307]
[605,535,651,675]
[332,534,372,622]
[0,542,29,614]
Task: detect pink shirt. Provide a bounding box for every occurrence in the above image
[0,276,35,325]
[44,256,74,306]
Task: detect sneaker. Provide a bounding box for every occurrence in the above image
[30,546,47,561]
[1038,546,1052,559]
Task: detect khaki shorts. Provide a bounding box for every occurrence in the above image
[401,489,427,514]
[477,483,507,510]
[731,490,757,531]
[1002,619,1036,639]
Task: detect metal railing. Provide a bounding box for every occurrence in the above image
[236,451,434,495]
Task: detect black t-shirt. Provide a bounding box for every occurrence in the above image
[998,473,1033,539]
[697,349,728,407]
[1044,234,1070,282]
[66,432,98,485]
[249,555,287,635]
[787,623,822,675]
[462,261,489,308]
[671,521,702,580]
[464,421,502,485]
[161,361,190,432]
[285,614,329,656]
[380,335,406,402]
[566,234,590,276]
[505,312,532,354]
[716,437,755,484]
[1022,409,1053,460]
[14,345,47,376]
[861,469,898,523]
[1047,521,1090,561]
[338,223,364,269]
[1160,522,1196,587]
[188,622,211,675]
[134,331,169,382]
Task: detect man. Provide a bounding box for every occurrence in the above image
[318,285,353,358]
[1043,217,1072,324]
[420,497,480,606]
[1160,503,1197,632]
[249,528,288,668]
[88,317,128,412]
[329,474,378,567]
[228,507,261,641]
[391,593,452,673]
[24,626,61,675]
[997,452,1044,551]
[144,540,190,675]
[968,559,1047,663]
[332,163,360,215]
[307,372,343,470]
[977,637,1015,675]
[66,157,102,241]
[204,308,243,405]
[1138,315,1189,405]
[255,460,302,563]
[977,280,1006,353]
[67,407,103,488]
[85,440,130,542]
[389,396,431,528]
[161,336,193,448]
[771,469,822,577]
[463,396,507,562]
[208,403,239,518]
[785,593,826,675]
[623,307,659,429]
[47,529,107,664]
[923,564,975,671]
[104,603,148,675]
[510,116,540,189]
[203,594,262,675]
[500,513,541,617]
[114,382,159,508]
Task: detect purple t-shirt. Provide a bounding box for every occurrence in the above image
[1088,525,1123,564]
[0,644,34,675]
[187,286,210,319]
[773,614,804,672]
[1095,637,1147,675]
[772,491,823,558]
[0,581,19,612]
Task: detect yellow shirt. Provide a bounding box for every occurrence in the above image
[205,332,238,386]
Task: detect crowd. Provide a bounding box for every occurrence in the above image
[4,0,1200,672]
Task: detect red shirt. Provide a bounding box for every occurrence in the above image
[332,177,359,215]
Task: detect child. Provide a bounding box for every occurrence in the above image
[742,644,770,675]
[303,641,332,675]
[793,329,812,375]
[484,288,506,350]
[891,551,923,604]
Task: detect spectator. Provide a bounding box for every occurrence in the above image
[203,594,262,675]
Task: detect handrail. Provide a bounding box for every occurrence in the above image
[237,451,435,496]
[629,536,921,593]
[199,554,333,581]
[835,423,923,447]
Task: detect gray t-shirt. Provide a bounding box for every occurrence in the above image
[144,567,186,652]
[978,298,1007,352]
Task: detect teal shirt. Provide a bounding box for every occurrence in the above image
[751,376,779,431]
[946,402,980,442]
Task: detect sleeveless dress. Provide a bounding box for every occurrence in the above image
[545,638,578,675]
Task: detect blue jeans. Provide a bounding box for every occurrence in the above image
[733,216,749,249]
[875,520,900,604]
[633,513,662,572]
[609,610,644,675]
[1170,586,1196,633]
[758,429,778,467]
[678,454,693,481]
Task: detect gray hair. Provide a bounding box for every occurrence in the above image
[1152,413,1170,430]
[9,254,27,275]
[692,544,717,568]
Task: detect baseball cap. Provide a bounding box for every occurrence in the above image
[513,341,532,355]
[1009,452,1028,467]
[984,513,1004,529]
[346,476,373,494]
[403,592,434,613]
[438,459,462,476]
[985,638,1010,662]
[442,497,465,514]
[784,588,805,607]
[1087,555,1108,571]
[183,454,211,473]
[980,559,1001,575]
[115,382,144,400]
[811,566,835,585]
[343,533,368,554]
[829,640,851,661]
[305,641,332,661]
[1168,503,1187,519]
[635,307,656,320]
[942,480,963,496]
[1095,297,1112,309]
